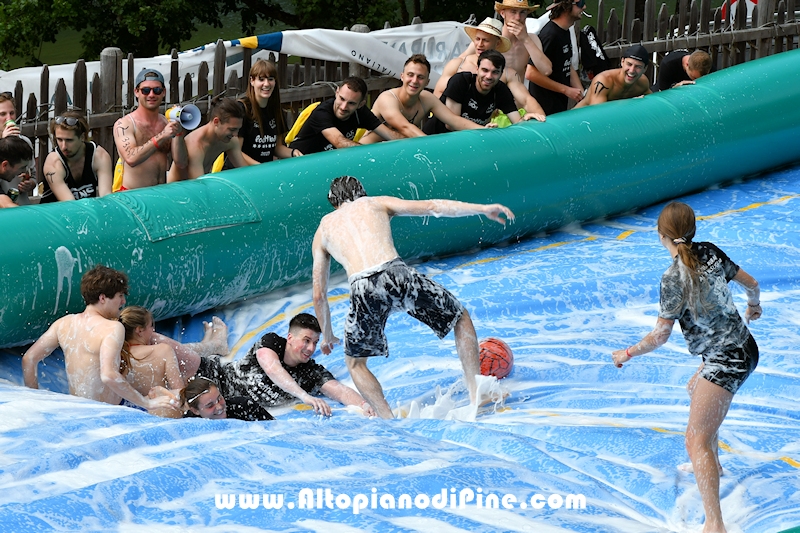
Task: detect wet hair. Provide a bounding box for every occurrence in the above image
[688,50,712,76]
[339,76,368,101]
[478,49,506,72]
[288,313,322,335]
[404,54,431,74]
[209,97,245,123]
[241,59,286,136]
[80,264,129,305]
[657,202,709,317]
[49,110,88,139]
[0,135,33,166]
[184,376,218,409]
[118,306,154,374]
[327,175,367,208]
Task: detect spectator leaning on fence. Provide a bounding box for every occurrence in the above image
[40,111,112,203]
[287,76,401,155]
[113,69,188,191]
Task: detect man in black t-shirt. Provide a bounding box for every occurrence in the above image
[525,0,587,114]
[424,50,530,134]
[289,77,401,154]
[196,313,375,417]
[653,50,712,92]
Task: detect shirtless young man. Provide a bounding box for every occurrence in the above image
[434,17,546,119]
[167,98,250,181]
[113,69,188,190]
[574,44,653,108]
[360,55,484,142]
[495,0,552,77]
[22,265,177,413]
[312,176,515,419]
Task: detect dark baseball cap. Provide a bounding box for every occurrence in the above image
[623,44,650,65]
[134,68,165,88]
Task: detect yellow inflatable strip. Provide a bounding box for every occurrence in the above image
[696,193,800,221]
[228,294,350,356]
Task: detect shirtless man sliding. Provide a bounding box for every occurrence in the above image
[574,44,653,108]
[312,176,515,419]
[23,265,177,413]
[113,69,188,190]
[360,55,484,142]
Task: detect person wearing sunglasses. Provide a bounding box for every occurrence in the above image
[0,135,33,208]
[40,111,113,203]
[574,43,652,108]
[113,69,188,190]
[525,0,587,115]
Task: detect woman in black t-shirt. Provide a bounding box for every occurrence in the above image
[612,202,761,533]
[236,59,298,165]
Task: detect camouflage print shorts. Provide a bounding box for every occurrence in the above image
[343,258,464,358]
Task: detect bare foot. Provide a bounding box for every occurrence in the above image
[206,316,229,356]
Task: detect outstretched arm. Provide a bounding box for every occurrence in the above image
[380,197,515,225]
[424,93,482,131]
[733,268,761,323]
[256,347,332,416]
[100,324,175,411]
[320,380,377,416]
[612,317,674,367]
[312,229,339,354]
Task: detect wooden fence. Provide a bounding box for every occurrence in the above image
[597,0,798,81]
[8,9,800,183]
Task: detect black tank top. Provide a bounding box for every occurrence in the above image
[41,142,99,203]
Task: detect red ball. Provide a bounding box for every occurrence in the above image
[479,337,514,379]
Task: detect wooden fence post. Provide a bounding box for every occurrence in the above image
[349,24,371,79]
[99,47,123,158]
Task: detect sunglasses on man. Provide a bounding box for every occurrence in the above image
[139,87,164,95]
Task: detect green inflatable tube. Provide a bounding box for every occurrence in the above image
[2,50,800,347]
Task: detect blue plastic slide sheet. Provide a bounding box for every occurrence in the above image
[1,165,799,532]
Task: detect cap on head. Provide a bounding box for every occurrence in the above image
[495,0,540,11]
[623,44,650,65]
[134,69,165,89]
[464,18,512,53]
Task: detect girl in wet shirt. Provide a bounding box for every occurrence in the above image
[612,201,761,533]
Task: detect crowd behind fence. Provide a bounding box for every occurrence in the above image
[7,4,799,184]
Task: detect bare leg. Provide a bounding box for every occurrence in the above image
[684,365,724,476]
[152,333,202,381]
[345,355,393,419]
[453,310,480,403]
[686,377,734,533]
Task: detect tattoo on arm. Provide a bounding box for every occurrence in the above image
[45,171,56,184]
[593,81,609,95]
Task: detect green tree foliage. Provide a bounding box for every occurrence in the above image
[0,0,488,69]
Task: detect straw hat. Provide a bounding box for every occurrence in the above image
[495,0,540,11]
[464,18,512,53]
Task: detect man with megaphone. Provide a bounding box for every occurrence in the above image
[168,98,251,182]
[113,69,188,190]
